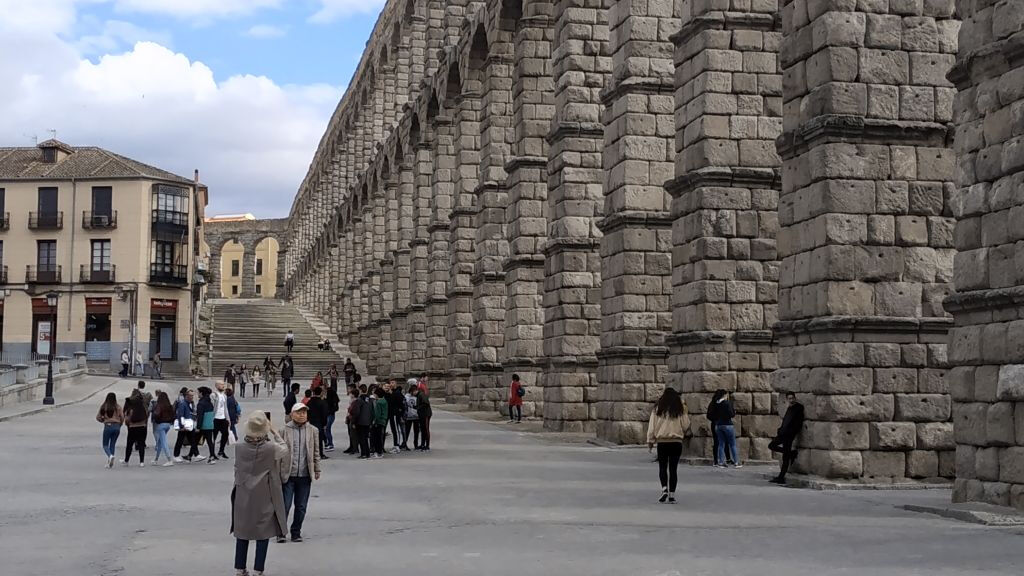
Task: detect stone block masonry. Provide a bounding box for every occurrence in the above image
[277,0,1019,507]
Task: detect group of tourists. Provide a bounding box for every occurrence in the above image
[282,371,434,460]
[645,387,806,502]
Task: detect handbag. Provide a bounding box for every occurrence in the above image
[181,417,196,432]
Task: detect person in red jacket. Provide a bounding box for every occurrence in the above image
[508,374,524,424]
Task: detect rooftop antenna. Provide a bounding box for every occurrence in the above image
[47,129,57,140]
[24,134,38,145]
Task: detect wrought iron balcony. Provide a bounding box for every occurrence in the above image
[0,265,7,284]
[150,263,188,285]
[28,211,63,230]
[82,211,117,229]
[26,265,61,284]
[80,264,116,283]
[0,212,9,230]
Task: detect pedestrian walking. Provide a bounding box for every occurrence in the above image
[224,364,237,388]
[151,352,163,379]
[387,380,405,452]
[96,392,123,468]
[283,382,300,416]
[251,366,262,398]
[324,384,340,452]
[403,384,419,451]
[122,392,148,467]
[769,392,805,484]
[231,412,288,576]
[327,364,339,389]
[119,348,130,378]
[134,350,145,377]
[284,329,294,353]
[508,373,524,424]
[344,387,359,454]
[193,386,218,464]
[708,389,741,468]
[151,391,176,466]
[279,403,320,543]
[342,358,355,385]
[306,387,329,459]
[354,385,373,459]
[370,386,388,458]
[237,364,249,399]
[214,382,232,460]
[311,371,324,392]
[136,380,152,410]
[227,387,242,444]
[647,387,690,503]
[279,355,294,398]
[173,387,197,462]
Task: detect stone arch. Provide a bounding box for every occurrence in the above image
[205,218,289,300]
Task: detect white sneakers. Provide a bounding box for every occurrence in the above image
[174,457,184,463]
[162,461,174,467]
[139,462,145,468]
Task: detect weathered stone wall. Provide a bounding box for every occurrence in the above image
[947,1,1024,510]
[278,0,1020,500]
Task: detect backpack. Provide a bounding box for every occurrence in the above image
[516,385,526,397]
[130,404,146,424]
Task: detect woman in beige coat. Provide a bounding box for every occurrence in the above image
[232,412,288,576]
[647,387,690,504]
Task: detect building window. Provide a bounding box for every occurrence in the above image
[42,148,57,163]
[37,240,57,270]
[92,187,112,217]
[231,260,240,277]
[0,187,5,213]
[152,185,189,226]
[256,258,264,276]
[153,241,176,265]
[232,285,238,295]
[91,240,111,271]
[255,284,262,295]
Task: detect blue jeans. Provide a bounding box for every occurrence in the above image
[282,476,312,538]
[715,424,738,465]
[325,413,335,447]
[102,424,120,456]
[235,538,268,572]
[154,422,172,461]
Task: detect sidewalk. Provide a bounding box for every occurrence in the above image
[0,375,124,422]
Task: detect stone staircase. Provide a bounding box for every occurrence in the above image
[208,299,365,382]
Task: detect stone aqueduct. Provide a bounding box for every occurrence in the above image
[276,0,1024,507]
[206,218,288,299]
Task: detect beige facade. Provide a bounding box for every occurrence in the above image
[216,236,279,299]
[0,140,200,374]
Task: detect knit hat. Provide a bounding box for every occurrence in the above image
[245,411,271,437]
[407,378,418,387]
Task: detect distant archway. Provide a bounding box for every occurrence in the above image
[253,237,280,298]
[204,218,288,300]
[219,239,244,298]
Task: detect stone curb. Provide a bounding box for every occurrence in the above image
[764,472,951,491]
[0,377,119,423]
[902,504,1024,527]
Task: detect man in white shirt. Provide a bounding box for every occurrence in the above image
[213,381,231,459]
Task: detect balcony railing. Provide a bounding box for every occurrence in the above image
[80,264,116,283]
[82,211,118,229]
[150,263,188,285]
[0,265,7,284]
[152,210,188,227]
[28,211,63,230]
[0,212,8,230]
[26,265,61,284]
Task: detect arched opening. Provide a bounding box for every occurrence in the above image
[219,239,244,299]
[253,237,280,298]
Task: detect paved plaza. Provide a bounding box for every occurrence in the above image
[1,377,1022,576]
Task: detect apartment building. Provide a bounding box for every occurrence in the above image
[0,139,202,374]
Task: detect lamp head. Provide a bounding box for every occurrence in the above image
[45,291,59,307]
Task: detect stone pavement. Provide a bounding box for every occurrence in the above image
[0,379,1022,576]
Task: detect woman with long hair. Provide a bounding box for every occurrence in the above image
[152,391,176,466]
[174,387,197,462]
[647,387,690,503]
[708,389,740,469]
[193,386,219,464]
[251,366,262,398]
[96,392,123,468]
[122,392,148,467]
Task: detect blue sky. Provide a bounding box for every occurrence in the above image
[0,0,386,217]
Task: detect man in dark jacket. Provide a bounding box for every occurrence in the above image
[353,385,374,459]
[283,382,300,416]
[388,382,405,452]
[769,392,805,484]
[279,355,294,397]
[224,364,236,387]
[306,387,329,459]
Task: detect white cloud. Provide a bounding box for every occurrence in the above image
[0,18,341,217]
[245,24,288,38]
[309,0,386,24]
[110,0,283,20]
[76,19,173,54]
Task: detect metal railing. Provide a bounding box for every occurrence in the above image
[0,265,6,284]
[82,211,118,229]
[26,265,61,284]
[0,212,8,230]
[150,263,187,284]
[28,211,63,230]
[80,264,116,283]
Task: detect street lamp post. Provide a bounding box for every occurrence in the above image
[42,291,59,405]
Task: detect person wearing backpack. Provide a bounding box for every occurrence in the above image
[508,373,525,424]
[193,386,218,464]
[370,387,389,458]
[122,392,149,467]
